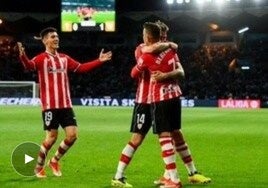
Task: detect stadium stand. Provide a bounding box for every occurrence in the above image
[0,0,267,102]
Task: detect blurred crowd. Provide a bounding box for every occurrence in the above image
[182,45,267,101]
[0,37,267,101]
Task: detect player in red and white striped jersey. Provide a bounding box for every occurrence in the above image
[17,27,112,178]
[133,22,211,187]
[133,43,150,104]
[111,37,181,187]
[151,21,211,185]
[112,23,183,188]
[134,41,179,104]
[133,22,183,188]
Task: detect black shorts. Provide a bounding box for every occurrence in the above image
[42,108,77,130]
[151,97,181,134]
[130,103,152,135]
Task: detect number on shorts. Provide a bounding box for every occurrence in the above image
[44,111,53,126]
[137,113,145,124]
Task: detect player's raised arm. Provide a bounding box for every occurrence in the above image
[130,65,142,79]
[98,48,112,62]
[130,56,147,79]
[17,42,36,71]
[74,49,112,73]
[141,41,178,54]
[17,42,25,56]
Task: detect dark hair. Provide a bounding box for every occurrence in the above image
[143,22,160,40]
[155,20,169,32]
[40,27,57,39]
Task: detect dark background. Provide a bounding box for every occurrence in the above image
[0,0,165,13]
[0,0,267,101]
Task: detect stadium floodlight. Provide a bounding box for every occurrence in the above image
[196,0,204,4]
[238,27,249,33]
[177,0,183,4]
[215,0,224,5]
[166,0,174,4]
[241,66,250,70]
[185,0,191,3]
[209,23,219,30]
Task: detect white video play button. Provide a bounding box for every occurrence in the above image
[25,154,34,164]
[11,141,45,177]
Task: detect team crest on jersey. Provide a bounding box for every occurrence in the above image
[48,67,65,73]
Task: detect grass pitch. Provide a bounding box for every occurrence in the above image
[0,106,267,188]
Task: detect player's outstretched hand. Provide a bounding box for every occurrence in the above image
[17,42,25,56]
[99,49,112,62]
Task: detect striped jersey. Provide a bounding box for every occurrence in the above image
[137,48,182,102]
[20,51,81,111]
[134,44,151,104]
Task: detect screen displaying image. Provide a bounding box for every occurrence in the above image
[61,0,115,32]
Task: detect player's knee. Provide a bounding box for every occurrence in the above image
[172,132,187,148]
[172,130,184,140]
[46,130,58,145]
[130,134,144,146]
[131,140,141,147]
[46,135,58,145]
[66,132,77,143]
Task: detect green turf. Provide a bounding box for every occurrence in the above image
[0,106,267,187]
